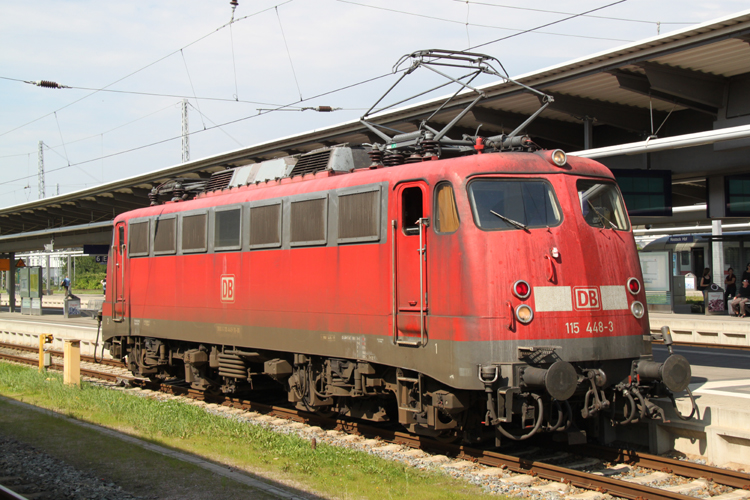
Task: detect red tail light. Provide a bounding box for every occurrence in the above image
[513,280,531,299]
[628,278,641,295]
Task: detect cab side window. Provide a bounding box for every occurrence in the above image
[435,182,459,233]
[402,187,423,235]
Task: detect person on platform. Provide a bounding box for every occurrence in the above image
[741,263,750,284]
[101,278,106,296]
[731,279,750,317]
[725,267,737,307]
[61,276,71,297]
[698,267,711,297]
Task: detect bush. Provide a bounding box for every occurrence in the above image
[73,272,106,290]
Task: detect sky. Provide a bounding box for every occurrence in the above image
[1,0,747,209]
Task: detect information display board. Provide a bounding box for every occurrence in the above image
[639,251,671,292]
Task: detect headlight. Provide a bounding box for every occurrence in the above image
[627,278,641,295]
[631,301,645,318]
[551,149,567,166]
[515,304,534,324]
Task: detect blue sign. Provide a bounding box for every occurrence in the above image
[668,235,694,244]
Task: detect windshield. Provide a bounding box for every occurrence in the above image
[468,179,562,230]
[577,180,630,230]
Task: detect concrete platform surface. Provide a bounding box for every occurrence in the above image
[641,344,750,468]
[650,311,750,349]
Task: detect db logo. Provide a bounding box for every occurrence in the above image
[221,275,235,303]
[574,287,601,310]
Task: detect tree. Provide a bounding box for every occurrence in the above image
[61,256,107,290]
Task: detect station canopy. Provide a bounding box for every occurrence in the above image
[2,9,750,252]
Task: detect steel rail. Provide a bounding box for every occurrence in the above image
[0,341,125,367]
[0,351,124,382]
[573,444,750,490]
[0,484,31,500]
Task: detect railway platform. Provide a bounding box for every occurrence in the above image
[0,294,103,357]
[650,310,750,348]
[1,301,749,469]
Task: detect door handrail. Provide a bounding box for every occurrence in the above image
[392,220,398,345]
[417,217,429,347]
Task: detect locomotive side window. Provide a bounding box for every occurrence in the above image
[290,197,327,246]
[182,213,207,253]
[214,207,242,250]
[338,189,380,243]
[402,187,423,235]
[249,203,282,249]
[434,182,459,233]
[128,220,150,257]
[577,180,630,230]
[153,217,177,255]
[468,179,561,230]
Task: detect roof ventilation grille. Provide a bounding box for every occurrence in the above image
[290,149,333,176]
[207,170,235,191]
[289,146,358,177]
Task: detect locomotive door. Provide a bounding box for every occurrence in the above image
[393,182,429,346]
[112,222,127,323]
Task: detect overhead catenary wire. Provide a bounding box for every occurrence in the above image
[186,102,244,147]
[464,1,471,47]
[41,141,100,183]
[0,0,294,139]
[275,6,303,102]
[452,0,695,27]
[0,76,287,107]
[53,113,70,166]
[0,101,180,160]
[467,0,629,51]
[0,0,697,200]
[229,21,240,100]
[336,0,634,43]
[180,49,207,130]
[0,69,398,188]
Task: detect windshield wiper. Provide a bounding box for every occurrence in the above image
[490,210,528,230]
[586,200,617,229]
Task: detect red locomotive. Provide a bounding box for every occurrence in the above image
[102,51,692,444]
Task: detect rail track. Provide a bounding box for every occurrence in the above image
[2,342,749,499]
[0,482,33,500]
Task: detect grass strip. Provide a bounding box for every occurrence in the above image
[0,398,282,500]
[0,361,505,499]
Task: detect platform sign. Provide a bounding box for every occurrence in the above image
[706,290,725,314]
[95,255,108,264]
[18,268,30,297]
[29,267,41,299]
[84,245,110,255]
[0,258,25,271]
[639,251,671,292]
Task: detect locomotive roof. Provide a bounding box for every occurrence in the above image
[114,150,614,221]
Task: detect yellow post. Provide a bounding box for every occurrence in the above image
[38,334,53,372]
[63,339,81,386]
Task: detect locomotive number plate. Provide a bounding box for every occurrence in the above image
[565,321,614,334]
[221,275,235,303]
